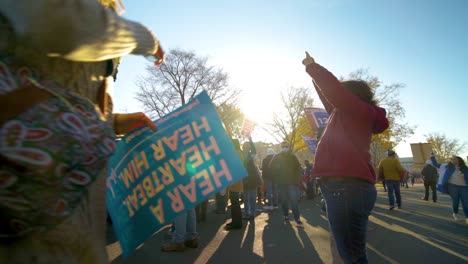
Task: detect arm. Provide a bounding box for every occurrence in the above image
[113,112,156,135]
[377,161,384,179]
[463,169,468,187]
[1,0,159,61]
[421,166,427,177]
[396,160,406,174]
[261,158,268,174]
[313,83,334,114]
[306,63,371,115]
[293,155,301,173]
[430,156,441,169]
[248,136,256,155]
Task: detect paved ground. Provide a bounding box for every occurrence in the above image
[106,184,468,264]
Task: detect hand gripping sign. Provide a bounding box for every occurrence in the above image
[241,118,256,138]
[106,91,247,256]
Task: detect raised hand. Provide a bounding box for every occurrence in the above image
[302,51,315,66]
[154,45,166,67]
[114,112,156,135]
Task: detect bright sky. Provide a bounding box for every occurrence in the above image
[113,0,468,159]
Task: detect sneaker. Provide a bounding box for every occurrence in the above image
[397,205,402,209]
[389,206,395,210]
[161,242,185,252]
[453,213,459,220]
[184,239,198,249]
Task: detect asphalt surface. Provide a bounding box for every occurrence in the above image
[106,184,468,264]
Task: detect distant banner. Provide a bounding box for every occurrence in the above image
[106,91,247,256]
[304,107,329,132]
[241,118,256,138]
[302,135,318,157]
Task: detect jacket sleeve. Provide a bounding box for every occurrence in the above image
[463,169,468,187]
[261,158,268,174]
[0,0,159,62]
[396,160,406,173]
[293,155,301,173]
[430,156,441,169]
[305,63,373,116]
[421,166,427,177]
[248,137,256,155]
[313,83,334,114]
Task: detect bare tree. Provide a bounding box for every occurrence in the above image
[370,141,387,170]
[265,87,314,153]
[135,48,240,119]
[343,69,415,151]
[217,104,244,139]
[425,132,466,162]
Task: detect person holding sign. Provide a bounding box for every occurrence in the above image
[242,137,262,221]
[225,139,245,230]
[431,154,468,223]
[303,51,389,263]
[0,0,163,263]
[421,160,439,202]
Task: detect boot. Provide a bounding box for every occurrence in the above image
[161,242,185,252]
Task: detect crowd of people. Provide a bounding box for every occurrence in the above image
[1,1,467,264]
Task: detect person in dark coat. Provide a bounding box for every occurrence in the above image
[421,159,439,202]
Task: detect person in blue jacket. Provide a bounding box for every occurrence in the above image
[431,154,468,224]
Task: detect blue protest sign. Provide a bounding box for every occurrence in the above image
[106,91,247,256]
[304,107,329,131]
[313,111,329,128]
[302,135,318,157]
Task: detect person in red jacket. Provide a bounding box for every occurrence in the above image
[303,52,389,263]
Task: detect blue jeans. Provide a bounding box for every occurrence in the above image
[278,184,301,220]
[321,180,376,264]
[265,179,278,207]
[243,188,257,217]
[172,209,198,243]
[386,180,401,207]
[447,183,468,217]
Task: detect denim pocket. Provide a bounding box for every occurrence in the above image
[356,185,377,216]
[320,183,346,202]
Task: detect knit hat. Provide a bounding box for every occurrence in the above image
[267,148,276,155]
[388,150,396,156]
[425,160,432,165]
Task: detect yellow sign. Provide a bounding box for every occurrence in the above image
[410,143,433,173]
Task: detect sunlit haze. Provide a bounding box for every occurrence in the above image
[113,0,468,158]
